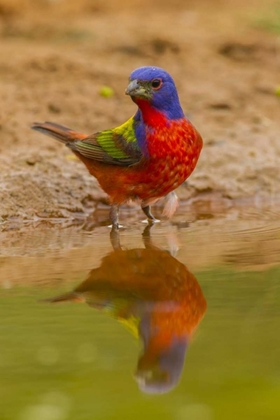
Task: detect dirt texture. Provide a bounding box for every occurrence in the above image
[0,0,280,225]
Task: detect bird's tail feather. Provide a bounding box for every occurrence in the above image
[31,121,87,144]
[162,191,179,218]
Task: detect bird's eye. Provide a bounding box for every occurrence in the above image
[151,78,162,90]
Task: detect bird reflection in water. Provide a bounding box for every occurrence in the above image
[47,226,207,394]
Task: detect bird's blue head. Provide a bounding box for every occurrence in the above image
[125,66,184,120]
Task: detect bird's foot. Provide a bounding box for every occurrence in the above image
[141,204,160,225]
[108,223,124,229]
[141,218,160,225]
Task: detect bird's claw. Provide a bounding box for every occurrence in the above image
[141,218,160,225]
[108,223,124,229]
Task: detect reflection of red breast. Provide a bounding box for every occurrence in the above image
[76,247,206,341]
[146,293,206,359]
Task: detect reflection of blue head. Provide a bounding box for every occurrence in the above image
[134,313,189,394]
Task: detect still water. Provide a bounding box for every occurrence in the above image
[1,204,280,420]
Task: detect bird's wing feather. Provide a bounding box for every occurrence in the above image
[70,117,143,166]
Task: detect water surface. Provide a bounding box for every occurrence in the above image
[1,205,280,420]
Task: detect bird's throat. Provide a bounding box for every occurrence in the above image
[134,99,168,128]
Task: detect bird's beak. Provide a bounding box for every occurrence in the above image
[125,79,150,99]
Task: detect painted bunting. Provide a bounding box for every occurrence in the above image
[32,66,203,227]
[46,226,207,394]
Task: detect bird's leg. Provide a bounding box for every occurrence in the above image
[141,200,160,224]
[141,204,155,222]
[109,204,120,229]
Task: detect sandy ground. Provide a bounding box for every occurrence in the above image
[0,0,280,226]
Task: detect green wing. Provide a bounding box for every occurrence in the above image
[69,116,143,166]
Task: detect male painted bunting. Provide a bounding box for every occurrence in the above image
[32,66,203,227]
